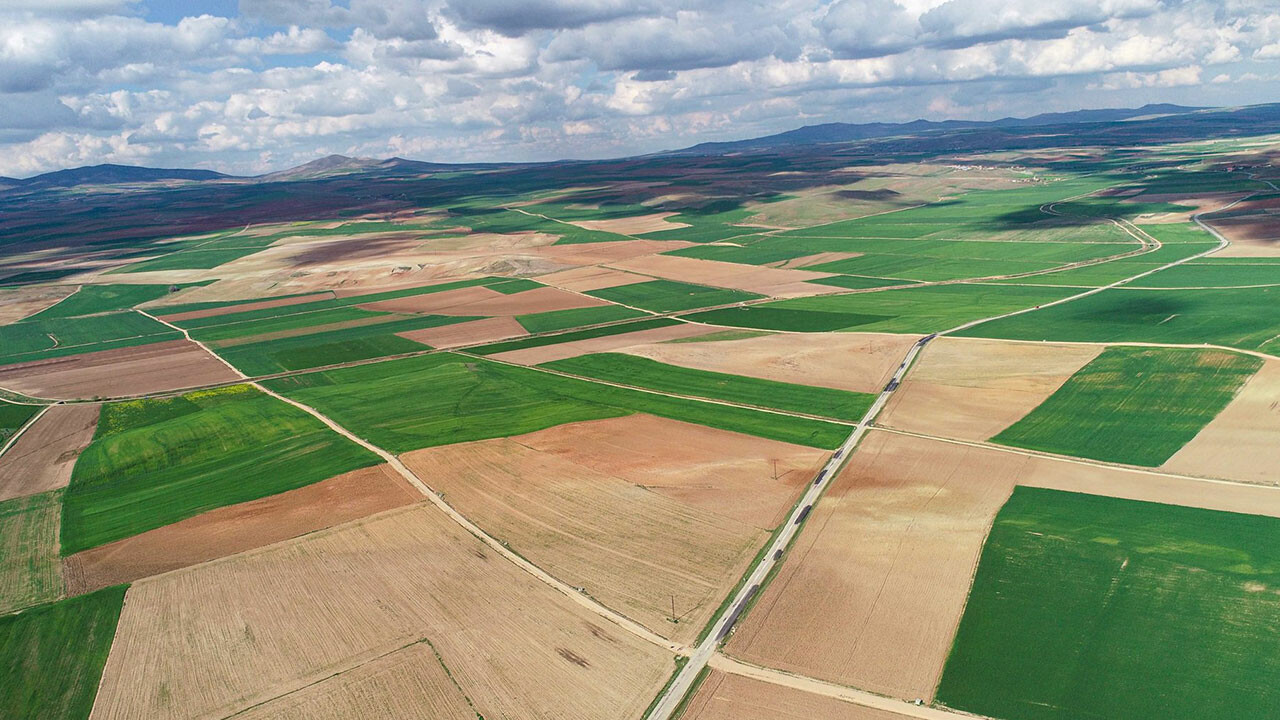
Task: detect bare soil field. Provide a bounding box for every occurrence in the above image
[878,337,1102,441]
[0,404,99,501]
[1206,216,1280,257]
[726,430,1025,701]
[210,314,408,347]
[234,642,478,720]
[62,464,419,594]
[402,432,768,644]
[619,331,918,395]
[517,414,827,529]
[0,284,77,323]
[0,340,240,400]
[153,292,333,321]
[1125,192,1247,223]
[1157,359,1280,485]
[608,254,839,298]
[493,322,719,364]
[360,285,605,316]
[397,316,527,349]
[535,266,651,292]
[1017,449,1280,518]
[775,251,863,269]
[568,212,689,235]
[532,239,695,266]
[682,670,911,720]
[0,489,64,614]
[91,504,672,720]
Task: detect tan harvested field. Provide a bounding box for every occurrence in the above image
[360,285,605,316]
[0,403,99,501]
[681,671,911,720]
[0,284,77,323]
[402,429,769,643]
[532,238,695,266]
[0,339,240,399]
[619,331,918,394]
[726,430,1024,702]
[607,254,839,298]
[536,265,651,292]
[568,212,689,235]
[234,642,478,720]
[1207,216,1280,257]
[776,251,863,269]
[878,337,1102,441]
[516,415,827,529]
[1157,359,1280,484]
[397,315,528,348]
[1016,447,1280,518]
[91,505,672,720]
[493,322,720,364]
[153,292,333,321]
[209,314,409,348]
[1125,192,1247,223]
[0,489,64,614]
[62,464,419,594]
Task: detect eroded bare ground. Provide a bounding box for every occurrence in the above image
[91,504,673,720]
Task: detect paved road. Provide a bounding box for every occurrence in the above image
[644,333,934,720]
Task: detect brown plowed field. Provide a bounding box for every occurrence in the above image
[682,671,911,720]
[726,430,1025,702]
[233,642,477,720]
[0,339,240,399]
[396,316,527,349]
[515,414,827,529]
[568,212,689,235]
[1207,216,1280,257]
[1124,192,1247,223]
[492,322,719,364]
[878,337,1101,441]
[1162,358,1280,485]
[360,285,605,316]
[62,464,419,594]
[608,254,839,297]
[532,239,695,266]
[0,404,99,501]
[154,292,333,322]
[536,266,651,292]
[402,432,767,644]
[619,331,919,394]
[0,489,64,614]
[91,505,671,720]
[210,314,408,347]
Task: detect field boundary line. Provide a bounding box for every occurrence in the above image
[871,426,1280,497]
[709,653,986,720]
[932,334,1278,362]
[0,401,55,461]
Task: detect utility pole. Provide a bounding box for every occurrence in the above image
[671,595,677,624]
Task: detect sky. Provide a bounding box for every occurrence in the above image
[1,0,1278,177]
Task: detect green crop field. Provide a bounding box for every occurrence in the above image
[937,487,1280,720]
[805,275,917,290]
[264,352,848,451]
[0,584,127,720]
[995,241,1221,287]
[469,317,681,355]
[542,352,874,421]
[29,283,205,320]
[0,401,41,442]
[585,280,763,312]
[116,247,267,273]
[516,305,649,333]
[992,347,1261,466]
[1131,260,1280,288]
[957,286,1280,352]
[686,283,1075,333]
[0,490,64,614]
[61,384,379,554]
[190,306,393,343]
[0,312,180,365]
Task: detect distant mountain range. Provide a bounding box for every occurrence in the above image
[0,103,1227,190]
[663,104,1204,155]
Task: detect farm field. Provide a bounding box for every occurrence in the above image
[1163,358,1280,484]
[937,487,1280,720]
[28,283,200,320]
[543,352,875,421]
[878,337,1103,441]
[681,671,912,720]
[62,384,379,554]
[585,279,764,312]
[0,339,239,400]
[686,283,1075,333]
[0,312,181,366]
[91,505,673,720]
[0,400,40,441]
[958,285,1280,352]
[992,347,1262,466]
[517,304,649,333]
[725,430,1023,701]
[0,490,64,613]
[265,352,850,451]
[1,585,126,720]
[0,404,99,502]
